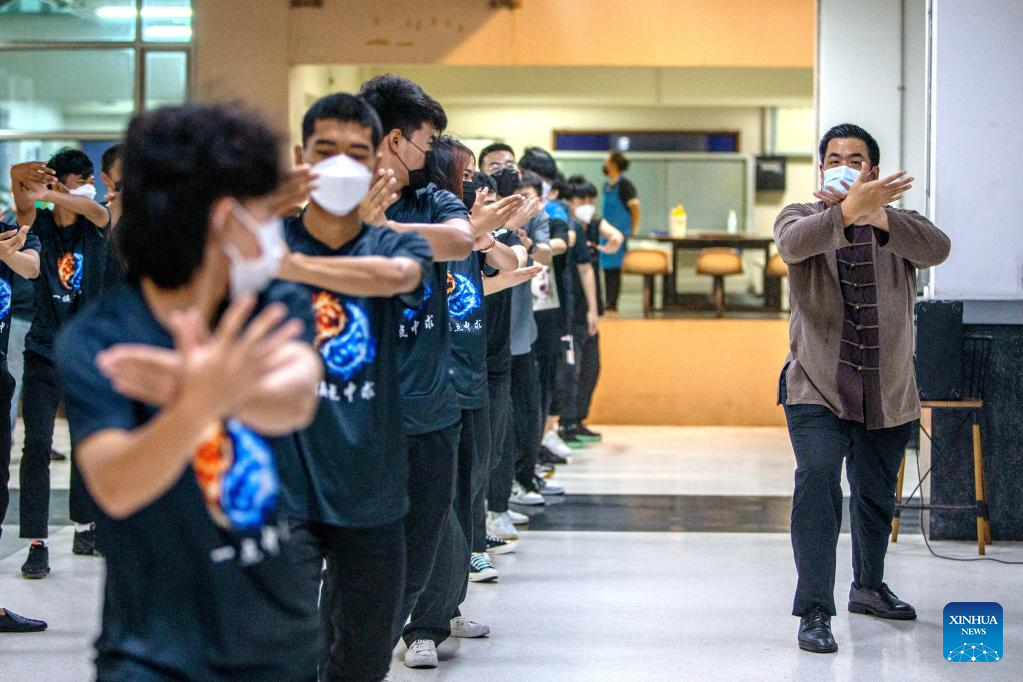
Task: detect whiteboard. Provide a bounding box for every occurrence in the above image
[931,0,1023,300]
[552,152,752,235]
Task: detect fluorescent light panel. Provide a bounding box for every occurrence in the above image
[96,6,193,20]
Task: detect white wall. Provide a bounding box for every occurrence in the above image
[929,0,1023,301]
[816,0,904,174]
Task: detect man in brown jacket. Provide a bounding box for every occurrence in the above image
[775,123,951,654]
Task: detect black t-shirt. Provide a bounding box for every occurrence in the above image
[534,218,572,356]
[447,250,487,410]
[585,217,607,317]
[272,216,432,528]
[27,209,110,360]
[484,228,522,377]
[103,223,126,292]
[56,282,321,680]
[570,217,601,324]
[386,184,467,434]
[0,223,42,359]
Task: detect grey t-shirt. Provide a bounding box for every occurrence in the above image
[510,212,550,356]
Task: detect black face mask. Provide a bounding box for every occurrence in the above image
[489,167,519,197]
[398,138,431,193]
[462,180,477,210]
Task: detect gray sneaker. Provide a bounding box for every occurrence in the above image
[450,616,490,638]
[404,639,439,668]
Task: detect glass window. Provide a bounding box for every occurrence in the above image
[145,51,188,108]
[142,0,193,42]
[0,49,135,133]
[0,0,137,42]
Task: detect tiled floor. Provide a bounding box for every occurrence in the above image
[1,426,1017,681]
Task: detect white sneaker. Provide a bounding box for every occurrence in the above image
[404,639,438,668]
[505,509,530,526]
[469,552,498,582]
[536,476,565,496]
[510,481,546,506]
[450,616,491,638]
[487,511,519,541]
[541,430,573,459]
[486,534,518,555]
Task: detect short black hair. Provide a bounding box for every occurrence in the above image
[516,170,543,196]
[473,171,496,194]
[101,143,124,175]
[479,142,515,167]
[302,93,383,148]
[47,147,93,183]
[608,151,629,172]
[119,104,281,289]
[566,174,597,199]
[357,74,447,138]
[818,123,880,167]
[519,146,558,182]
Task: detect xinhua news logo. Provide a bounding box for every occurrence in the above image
[944,602,1003,662]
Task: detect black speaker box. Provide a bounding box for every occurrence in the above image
[914,300,963,401]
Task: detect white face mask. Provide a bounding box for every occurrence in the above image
[68,183,97,201]
[225,205,285,298]
[574,204,596,224]
[821,165,862,193]
[541,181,552,198]
[310,154,373,217]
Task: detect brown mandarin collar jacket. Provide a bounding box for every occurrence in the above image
[774,202,951,429]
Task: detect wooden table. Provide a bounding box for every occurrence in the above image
[652,234,782,312]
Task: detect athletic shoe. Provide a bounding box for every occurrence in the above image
[539,445,568,466]
[557,426,586,449]
[486,511,519,541]
[49,448,67,462]
[536,462,556,478]
[534,476,565,496]
[469,552,498,582]
[505,509,530,526]
[404,639,439,668]
[575,424,603,442]
[20,542,49,580]
[510,481,546,506]
[541,430,573,459]
[73,525,100,556]
[486,534,518,555]
[450,616,490,638]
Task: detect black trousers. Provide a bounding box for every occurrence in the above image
[486,371,513,514]
[20,349,92,538]
[404,405,489,646]
[784,390,912,616]
[561,326,600,427]
[393,424,459,646]
[537,350,563,423]
[604,268,622,311]
[290,518,405,682]
[510,351,542,487]
[0,361,14,540]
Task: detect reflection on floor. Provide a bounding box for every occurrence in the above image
[1,426,1017,682]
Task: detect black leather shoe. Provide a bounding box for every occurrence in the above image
[798,606,838,653]
[0,609,47,633]
[848,582,917,620]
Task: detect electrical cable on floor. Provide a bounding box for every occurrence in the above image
[898,417,1023,565]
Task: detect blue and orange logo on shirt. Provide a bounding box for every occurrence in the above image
[58,251,83,292]
[313,290,377,381]
[446,270,480,321]
[0,278,10,322]
[193,420,278,532]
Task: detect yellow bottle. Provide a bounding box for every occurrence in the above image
[670,204,688,237]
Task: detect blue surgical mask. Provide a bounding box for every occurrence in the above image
[821,165,861,193]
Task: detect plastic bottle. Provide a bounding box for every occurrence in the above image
[670,204,688,237]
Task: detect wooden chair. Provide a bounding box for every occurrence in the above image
[892,336,993,555]
[695,247,744,317]
[622,249,671,317]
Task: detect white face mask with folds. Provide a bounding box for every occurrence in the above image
[68,183,97,201]
[821,165,862,193]
[573,204,596,224]
[309,153,372,217]
[224,204,285,298]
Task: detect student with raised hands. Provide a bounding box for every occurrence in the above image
[56,104,324,681]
